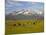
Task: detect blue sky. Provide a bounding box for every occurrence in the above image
[5,0,44,14]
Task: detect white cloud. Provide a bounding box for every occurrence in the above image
[34,9,43,15]
[31,2,36,5]
[9,0,24,6]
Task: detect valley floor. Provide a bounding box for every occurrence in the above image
[5,19,44,35]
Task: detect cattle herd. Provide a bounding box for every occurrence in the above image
[13,22,36,27]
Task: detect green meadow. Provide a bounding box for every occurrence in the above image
[5,19,44,34]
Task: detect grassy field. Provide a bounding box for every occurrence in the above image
[5,19,44,35]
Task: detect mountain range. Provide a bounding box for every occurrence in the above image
[5,9,44,20]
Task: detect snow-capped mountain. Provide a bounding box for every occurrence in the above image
[10,8,43,16]
[5,9,44,20]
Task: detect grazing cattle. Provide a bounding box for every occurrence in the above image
[33,22,35,24]
[18,23,21,26]
[13,24,16,26]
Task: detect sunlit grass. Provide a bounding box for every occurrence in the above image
[5,19,44,35]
